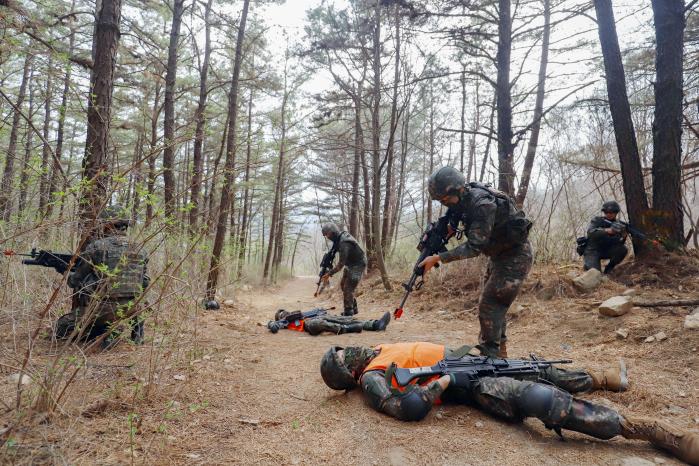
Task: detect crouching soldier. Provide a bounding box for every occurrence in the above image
[583,201,629,274]
[56,206,150,348]
[320,342,698,465]
[320,223,367,316]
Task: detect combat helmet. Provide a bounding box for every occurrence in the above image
[320,346,358,390]
[427,166,466,200]
[321,222,341,239]
[601,201,621,213]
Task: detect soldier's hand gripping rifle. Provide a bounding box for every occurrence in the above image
[392,354,573,387]
[4,248,82,274]
[394,215,457,319]
[315,246,338,297]
[600,218,650,241]
[267,307,334,333]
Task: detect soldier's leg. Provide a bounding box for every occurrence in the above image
[361,312,391,332]
[340,270,353,316]
[54,310,78,339]
[342,266,363,316]
[478,242,532,357]
[583,248,602,271]
[603,244,628,274]
[539,359,628,393]
[304,315,363,335]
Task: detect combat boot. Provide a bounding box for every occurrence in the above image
[342,308,354,317]
[372,312,391,331]
[620,415,699,465]
[339,322,364,334]
[587,359,628,392]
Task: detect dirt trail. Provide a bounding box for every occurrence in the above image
[7,273,694,465]
[159,275,689,466]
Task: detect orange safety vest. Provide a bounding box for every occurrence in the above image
[287,319,304,332]
[362,342,446,396]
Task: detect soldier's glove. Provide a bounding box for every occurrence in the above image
[449,372,474,390]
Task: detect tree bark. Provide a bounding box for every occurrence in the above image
[381,2,401,253]
[370,0,392,291]
[18,67,35,216]
[205,0,250,300]
[349,87,363,239]
[162,0,185,220]
[496,0,515,196]
[188,0,213,233]
[79,0,122,230]
[46,16,76,219]
[237,85,254,279]
[459,68,466,173]
[515,0,550,208]
[650,0,685,248]
[145,81,162,228]
[0,54,32,220]
[468,78,480,181]
[426,83,435,224]
[39,56,53,217]
[593,0,649,255]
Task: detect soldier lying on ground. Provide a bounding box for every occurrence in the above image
[273,309,391,335]
[320,342,698,465]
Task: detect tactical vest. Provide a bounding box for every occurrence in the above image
[363,342,445,392]
[336,231,367,267]
[459,182,532,251]
[90,236,147,298]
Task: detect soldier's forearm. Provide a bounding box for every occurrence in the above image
[361,371,446,422]
[439,243,481,263]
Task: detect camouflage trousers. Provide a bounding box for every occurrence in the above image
[304,315,377,335]
[478,241,533,357]
[54,297,144,343]
[340,265,365,315]
[583,244,628,273]
[444,365,622,440]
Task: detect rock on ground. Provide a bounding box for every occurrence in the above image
[599,296,633,317]
[685,309,699,330]
[573,268,603,291]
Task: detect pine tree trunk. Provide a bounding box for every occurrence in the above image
[0,54,32,220]
[515,0,550,208]
[593,0,649,255]
[237,85,254,279]
[496,0,515,196]
[381,2,401,252]
[468,78,480,181]
[427,84,435,224]
[370,0,392,291]
[188,0,213,233]
[80,0,122,229]
[205,0,250,300]
[145,82,162,228]
[207,112,230,230]
[650,0,685,248]
[17,69,35,217]
[39,57,53,217]
[162,0,185,220]
[459,68,466,173]
[349,87,363,238]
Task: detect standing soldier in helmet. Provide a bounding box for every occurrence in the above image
[320,223,367,316]
[56,205,150,348]
[583,201,629,274]
[417,167,533,358]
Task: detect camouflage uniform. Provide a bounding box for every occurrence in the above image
[584,216,628,273]
[304,314,388,335]
[438,182,533,357]
[327,231,367,316]
[359,346,621,438]
[58,229,149,342]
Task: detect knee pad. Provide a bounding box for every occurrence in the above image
[516,383,572,428]
[396,390,432,422]
[304,319,322,336]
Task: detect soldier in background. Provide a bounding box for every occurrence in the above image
[583,200,629,274]
[56,205,149,348]
[320,223,367,316]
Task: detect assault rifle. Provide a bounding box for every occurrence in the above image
[315,246,338,297]
[267,307,333,333]
[4,248,82,274]
[600,218,649,241]
[393,354,573,387]
[394,215,457,319]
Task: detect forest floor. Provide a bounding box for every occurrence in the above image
[2,254,699,465]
